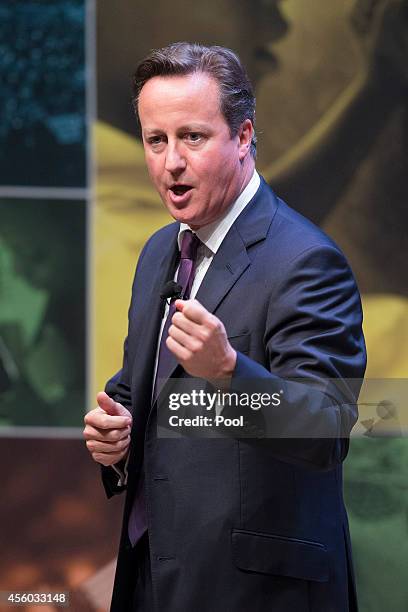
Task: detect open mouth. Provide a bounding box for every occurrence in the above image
[167,184,194,206]
[170,185,193,196]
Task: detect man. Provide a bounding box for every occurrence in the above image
[84,43,366,612]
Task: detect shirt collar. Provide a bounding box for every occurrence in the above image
[178,170,260,254]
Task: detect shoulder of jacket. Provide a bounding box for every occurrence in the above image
[271,196,343,256]
[143,221,179,252]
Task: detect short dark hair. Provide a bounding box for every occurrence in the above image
[132,42,257,158]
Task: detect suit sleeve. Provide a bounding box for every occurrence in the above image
[231,244,366,471]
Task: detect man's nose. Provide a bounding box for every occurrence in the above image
[164,142,187,174]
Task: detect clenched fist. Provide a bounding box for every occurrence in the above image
[167,298,237,380]
[83,392,132,467]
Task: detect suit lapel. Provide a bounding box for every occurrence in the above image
[194,176,279,315]
[130,224,179,404]
[195,223,250,313]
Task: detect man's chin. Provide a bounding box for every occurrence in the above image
[165,206,203,230]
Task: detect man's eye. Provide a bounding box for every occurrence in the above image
[148,136,164,146]
[186,133,202,142]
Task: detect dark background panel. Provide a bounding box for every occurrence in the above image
[0,439,123,611]
[0,198,87,427]
[0,0,87,187]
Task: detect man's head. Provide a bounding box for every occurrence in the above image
[133,43,257,157]
[134,43,256,229]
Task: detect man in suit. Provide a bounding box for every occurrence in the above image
[83,43,366,611]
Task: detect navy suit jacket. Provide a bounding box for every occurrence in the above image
[102,177,366,612]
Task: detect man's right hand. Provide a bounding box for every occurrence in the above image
[83,392,133,467]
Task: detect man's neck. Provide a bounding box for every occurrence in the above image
[239,156,256,199]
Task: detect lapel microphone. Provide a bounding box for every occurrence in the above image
[160,280,183,303]
[159,280,183,318]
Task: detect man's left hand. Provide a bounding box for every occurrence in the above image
[167,299,237,380]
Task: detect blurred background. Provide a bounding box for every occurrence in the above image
[0,0,407,610]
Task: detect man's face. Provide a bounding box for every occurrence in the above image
[138,73,253,229]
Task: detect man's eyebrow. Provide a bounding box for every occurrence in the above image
[142,124,211,137]
[143,128,164,136]
[177,124,210,132]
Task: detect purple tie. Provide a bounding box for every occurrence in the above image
[128,230,200,547]
[154,230,201,395]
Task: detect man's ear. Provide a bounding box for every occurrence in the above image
[238,119,254,160]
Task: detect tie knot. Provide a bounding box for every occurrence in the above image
[180,230,200,260]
